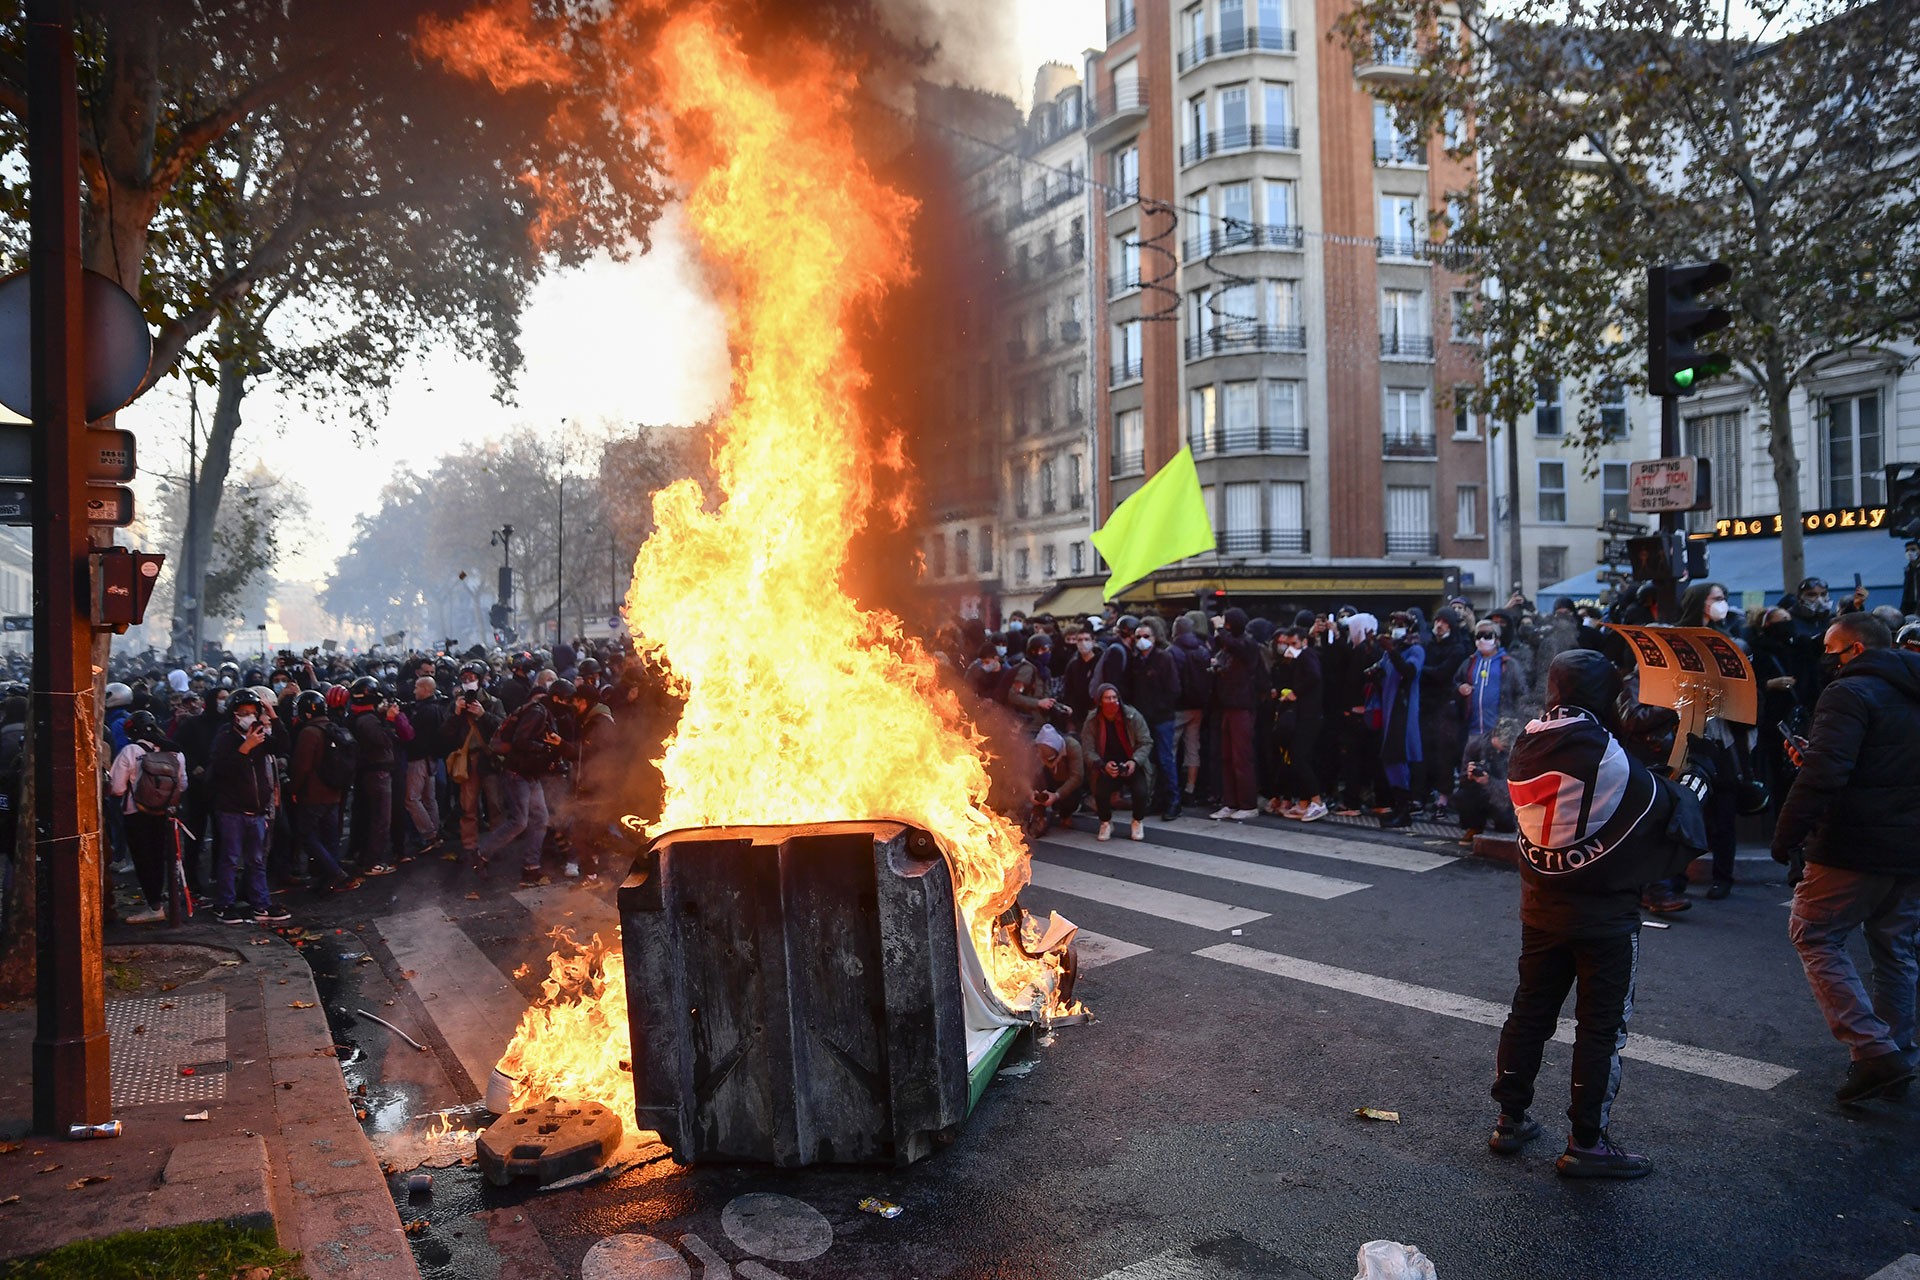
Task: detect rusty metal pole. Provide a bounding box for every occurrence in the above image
[28,0,110,1133]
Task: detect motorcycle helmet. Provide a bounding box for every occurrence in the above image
[124,710,160,741]
[325,684,351,711]
[292,689,327,722]
[348,675,382,708]
[104,682,132,709]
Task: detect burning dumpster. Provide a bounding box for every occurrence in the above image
[620,821,1035,1167]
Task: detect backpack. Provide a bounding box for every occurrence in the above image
[131,749,183,814]
[313,721,358,792]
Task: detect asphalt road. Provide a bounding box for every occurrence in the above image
[287,814,1920,1280]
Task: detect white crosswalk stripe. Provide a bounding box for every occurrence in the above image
[1072,930,1151,968]
[1027,860,1269,930]
[1166,818,1459,873]
[1042,828,1369,899]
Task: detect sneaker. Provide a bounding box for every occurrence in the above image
[1332,806,1362,818]
[418,836,445,856]
[123,905,166,925]
[1835,1052,1916,1106]
[1096,821,1113,842]
[1160,805,1182,822]
[108,859,134,875]
[1380,810,1414,830]
[327,877,363,894]
[1641,886,1690,914]
[1129,820,1144,841]
[583,872,600,884]
[253,903,292,923]
[1300,800,1328,823]
[363,863,397,877]
[1488,1113,1543,1155]
[520,868,550,886]
[1706,880,1731,900]
[1209,806,1234,821]
[1457,828,1481,848]
[1555,1132,1653,1180]
[214,903,254,926]
[1227,808,1258,821]
[564,862,581,879]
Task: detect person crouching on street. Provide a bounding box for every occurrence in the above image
[1031,723,1086,832]
[1489,650,1713,1179]
[1080,683,1151,843]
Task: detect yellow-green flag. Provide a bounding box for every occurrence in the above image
[1091,446,1216,601]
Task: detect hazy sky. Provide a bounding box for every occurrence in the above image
[119,3,1106,586]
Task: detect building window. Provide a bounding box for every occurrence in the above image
[1537,459,1568,523]
[1069,454,1086,508]
[1221,182,1252,239]
[1386,486,1434,554]
[1824,391,1884,507]
[1452,384,1477,437]
[1219,84,1249,148]
[1534,378,1562,436]
[1266,278,1300,328]
[1114,408,1145,475]
[1116,235,1141,292]
[1600,462,1631,524]
[1597,380,1628,441]
[1015,546,1030,583]
[1186,93,1210,153]
[1383,387,1429,453]
[1538,545,1568,590]
[1443,107,1467,150]
[1261,82,1294,136]
[980,527,995,573]
[1067,370,1084,418]
[1373,102,1420,163]
[1113,320,1143,383]
[1111,144,1139,203]
[1270,481,1306,553]
[955,529,971,576]
[1071,541,1086,575]
[1224,380,1258,451]
[1380,287,1428,356]
[1686,410,1744,532]
[1221,481,1262,553]
[1456,484,1480,537]
[929,534,946,577]
[1043,544,1058,577]
[1040,458,1057,512]
[1263,178,1295,228]
[1266,380,1301,447]
[1377,194,1420,254]
[1450,289,1474,341]
[1189,384,1217,454]
[1014,459,1031,517]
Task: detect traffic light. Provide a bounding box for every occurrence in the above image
[489,602,511,630]
[1887,463,1920,539]
[1647,262,1733,396]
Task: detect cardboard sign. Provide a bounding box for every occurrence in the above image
[1605,624,1758,768]
[1628,457,1711,514]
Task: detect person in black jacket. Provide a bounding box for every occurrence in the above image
[1774,612,1920,1106]
[347,677,409,877]
[480,684,561,884]
[403,676,448,857]
[207,688,288,924]
[1269,624,1326,821]
[1421,607,1469,808]
[1489,650,1712,1179]
[1209,608,1264,821]
[1126,618,1182,819]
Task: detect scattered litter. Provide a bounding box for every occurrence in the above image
[1642,920,1671,930]
[997,1061,1035,1079]
[0,1142,17,1155]
[401,970,416,980]
[0,1195,16,1205]
[179,1067,195,1077]
[408,1172,433,1196]
[216,960,241,967]
[249,937,272,946]
[1354,1238,1437,1280]
[512,964,532,980]
[356,1008,430,1053]
[158,983,177,992]
[1353,1108,1401,1123]
[858,1197,903,1219]
[65,1175,110,1190]
[357,955,375,965]
[276,979,288,985]
[464,892,481,901]
[1037,1032,1056,1048]
[356,1109,369,1121]
[339,952,366,962]
[404,1219,429,1235]
[1231,928,1243,936]
[132,1025,145,1036]
[287,1001,316,1010]
[184,1111,210,1122]
[34,1164,60,1174]
[158,1002,175,1010]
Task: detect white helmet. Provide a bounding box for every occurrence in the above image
[103,682,132,709]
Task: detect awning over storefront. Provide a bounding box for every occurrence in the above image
[1029,580,1108,617]
[1543,527,1910,608]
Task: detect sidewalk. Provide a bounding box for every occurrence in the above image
[0,923,416,1279]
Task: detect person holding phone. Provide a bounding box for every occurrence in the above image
[207,688,289,924]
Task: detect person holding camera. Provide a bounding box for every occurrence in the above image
[444,667,504,859]
[208,688,289,924]
[403,676,449,858]
[481,680,562,884]
[1080,683,1151,842]
[347,676,409,877]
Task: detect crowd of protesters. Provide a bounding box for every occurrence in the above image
[17,641,680,929]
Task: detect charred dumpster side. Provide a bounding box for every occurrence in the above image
[618,821,972,1166]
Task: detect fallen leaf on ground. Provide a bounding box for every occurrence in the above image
[66,1175,110,1190]
[277,1082,294,1090]
[132,1025,145,1035]
[34,1164,60,1174]
[216,960,241,967]
[356,955,375,965]
[158,1002,175,1010]
[277,978,288,985]
[464,892,481,901]
[512,964,531,979]
[158,983,177,991]
[1353,1108,1401,1123]
[249,937,272,946]
[288,1001,316,1009]
[0,1195,17,1205]
[404,1219,429,1235]
[401,970,416,979]
[0,1141,18,1155]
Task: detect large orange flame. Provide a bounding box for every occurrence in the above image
[439,4,1070,1130]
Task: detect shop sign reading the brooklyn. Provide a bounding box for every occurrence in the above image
[1713,504,1887,539]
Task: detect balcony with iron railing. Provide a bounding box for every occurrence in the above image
[1108,9,1137,41]
[1113,449,1146,477]
[1185,223,1305,259]
[1374,137,1426,166]
[1190,423,1310,455]
[1105,179,1142,211]
[1006,181,1086,229]
[1181,123,1301,166]
[1380,332,1435,360]
[1385,531,1439,555]
[1185,324,1307,360]
[1218,529,1310,555]
[1356,42,1422,84]
[1382,433,1437,458]
[1088,80,1149,141]
[1108,268,1143,298]
[1110,359,1144,386]
[1178,24,1300,70]
[1375,235,1431,261]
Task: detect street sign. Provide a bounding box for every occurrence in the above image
[1600,538,1634,564]
[1598,518,1646,536]
[0,481,134,527]
[0,268,153,421]
[1628,456,1712,514]
[0,423,135,482]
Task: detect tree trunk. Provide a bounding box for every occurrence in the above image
[178,326,250,643]
[0,714,37,1001]
[1763,341,1805,597]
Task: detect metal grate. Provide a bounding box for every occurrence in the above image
[107,993,228,1107]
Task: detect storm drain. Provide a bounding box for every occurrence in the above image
[106,993,227,1108]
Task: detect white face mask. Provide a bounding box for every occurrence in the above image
[1077,639,1095,654]
[1433,625,1449,640]
[1476,636,1498,654]
[994,645,1007,656]
[1284,645,1302,659]
[1391,626,1408,640]
[1135,636,1153,652]
[1707,599,1729,622]
[462,680,479,692]
[234,713,256,731]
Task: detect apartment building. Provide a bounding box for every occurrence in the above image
[1083,0,1490,616]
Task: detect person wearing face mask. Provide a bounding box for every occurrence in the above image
[1007,633,1062,730]
[1124,619,1182,820]
[1080,683,1152,842]
[1168,613,1213,807]
[1369,611,1426,830]
[965,643,1014,706]
[207,689,289,924]
[1270,627,1327,821]
[1673,582,1746,900]
[1679,580,1741,642]
[1456,624,1525,745]
[1421,608,1470,807]
[1061,626,1104,726]
[1774,612,1920,1106]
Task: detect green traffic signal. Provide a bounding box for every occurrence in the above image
[1673,368,1695,390]
[1647,263,1733,398]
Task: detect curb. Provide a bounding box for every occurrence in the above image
[246,931,419,1280]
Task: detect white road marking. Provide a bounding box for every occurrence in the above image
[1046,829,1370,899]
[1093,1248,1219,1279]
[1196,942,1797,1090]
[1029,861,1269,930]
[737,1265,793,1280]
[1074,930,1151,968]
[680,1234,732,1279]
[377,907,526,1092]
[1866,1256,1920,1280]
[581,1234,692,1280]
[1164,819,1459,873]
[721,1193,833,1262]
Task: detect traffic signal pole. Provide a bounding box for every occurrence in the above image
[1658,394,1682,623]
[28,0,111,1133]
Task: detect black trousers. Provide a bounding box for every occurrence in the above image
[1492,926,1638,1145]
[1091,766,1150,821]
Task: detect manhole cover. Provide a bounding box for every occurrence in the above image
[476,1098,623,1186]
